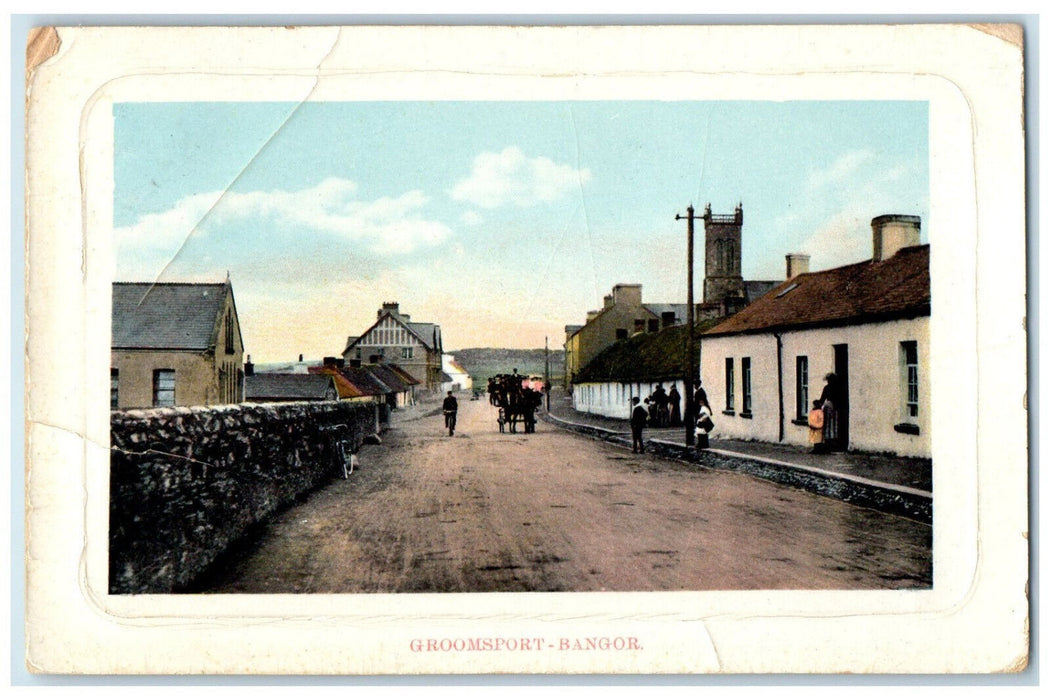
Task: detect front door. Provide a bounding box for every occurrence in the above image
[833,344,850,450]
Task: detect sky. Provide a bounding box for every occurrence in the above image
[114,101,928,362]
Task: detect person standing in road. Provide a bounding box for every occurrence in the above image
[630,396,648,454]
[442,390,458,436]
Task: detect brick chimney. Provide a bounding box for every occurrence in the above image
[603,294,614,309]
[379,301,400,318]
[244,354,254,376]
[586,310,599,322]
[785,253,810,279]
[872,215,921,261]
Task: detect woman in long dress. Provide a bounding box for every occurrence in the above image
[818,373,839,450]
[694,399,713,449]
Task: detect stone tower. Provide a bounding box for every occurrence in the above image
[703,203,747,309]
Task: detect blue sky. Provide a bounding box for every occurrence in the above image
[114,101,928,361]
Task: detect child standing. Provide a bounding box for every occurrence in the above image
[807,399,825,453]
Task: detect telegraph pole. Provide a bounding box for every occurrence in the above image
[676,204,703,446]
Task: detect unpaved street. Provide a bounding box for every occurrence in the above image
[200,398,932,593]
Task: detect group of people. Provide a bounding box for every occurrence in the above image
[630,380,714,453]
[638,383,682,428]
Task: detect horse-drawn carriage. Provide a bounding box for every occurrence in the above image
[487,373,544,434]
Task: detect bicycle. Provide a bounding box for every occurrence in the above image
[322,423,356,478]
[443,410,457,436]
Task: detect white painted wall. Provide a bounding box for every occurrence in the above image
[572,379,689,421]
[701,317,930,457]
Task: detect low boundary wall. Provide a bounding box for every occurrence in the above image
[542,412,931,524]
[109,400,379,593]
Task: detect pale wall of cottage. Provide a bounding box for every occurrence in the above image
[572,379,689,420]
[701,317,929,457]
[112,350,218,409]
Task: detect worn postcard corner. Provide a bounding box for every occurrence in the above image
[23,23,1028,675]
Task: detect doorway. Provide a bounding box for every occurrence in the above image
[833,344,850,450]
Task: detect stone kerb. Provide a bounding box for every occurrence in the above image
[109,400,378,594]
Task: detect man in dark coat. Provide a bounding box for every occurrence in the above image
[693,380,708,413]
[442,391,458,436]
[630,396,648,454]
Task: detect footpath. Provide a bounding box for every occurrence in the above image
[542,388,932,524]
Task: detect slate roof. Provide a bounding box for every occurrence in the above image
[112,282,232,350]
[245,373,335,401]
[385,364,421,386]
[364,364,413,393]
[703,245,930,337]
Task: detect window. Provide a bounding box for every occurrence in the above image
[724,358,735,411]
[110,369,119,409]
[224,310,235,354]
[616,328,628,340]
[153,369,175,407]
[402,346,413,359]
[648,319,660,333]
[634,319,645,333]
[741,357,752,415]
[901,341,919,418]
[795,356,809,419]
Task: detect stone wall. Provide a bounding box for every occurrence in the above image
[109,400,380,594]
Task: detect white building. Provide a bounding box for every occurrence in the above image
[441,354,473,393]
[570,323,696,420]
[700,215,930,457]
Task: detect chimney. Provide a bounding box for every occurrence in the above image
[380,301,400,318]
[586,310,600,322]
[244,355,254,376]
[323,356,345,368]
[298,354,304,362]
[871,215,921,261]
[349,359,362,368]
[612,283,643,307]
[785,253,810,279]
[604,294,614,309]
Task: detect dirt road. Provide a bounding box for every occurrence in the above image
[200,398,932,593]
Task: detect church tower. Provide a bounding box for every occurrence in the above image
[703,203,747,313]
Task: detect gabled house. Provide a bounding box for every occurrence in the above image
[342,302,444,390]
[700,215,930,457]
[111,280,244,409]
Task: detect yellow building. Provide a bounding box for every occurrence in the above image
[111,281,245,409]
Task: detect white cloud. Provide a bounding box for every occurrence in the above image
[451,146,591,208]
[114,177,453,259]
[460,210,483,225]
[805,150,876,192]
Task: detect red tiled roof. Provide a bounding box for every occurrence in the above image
[703,245,930,337]
[308,366,365,399]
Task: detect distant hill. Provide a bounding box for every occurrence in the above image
[450,347,565,383]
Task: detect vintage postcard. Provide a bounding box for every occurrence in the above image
[24,24,1027,674]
